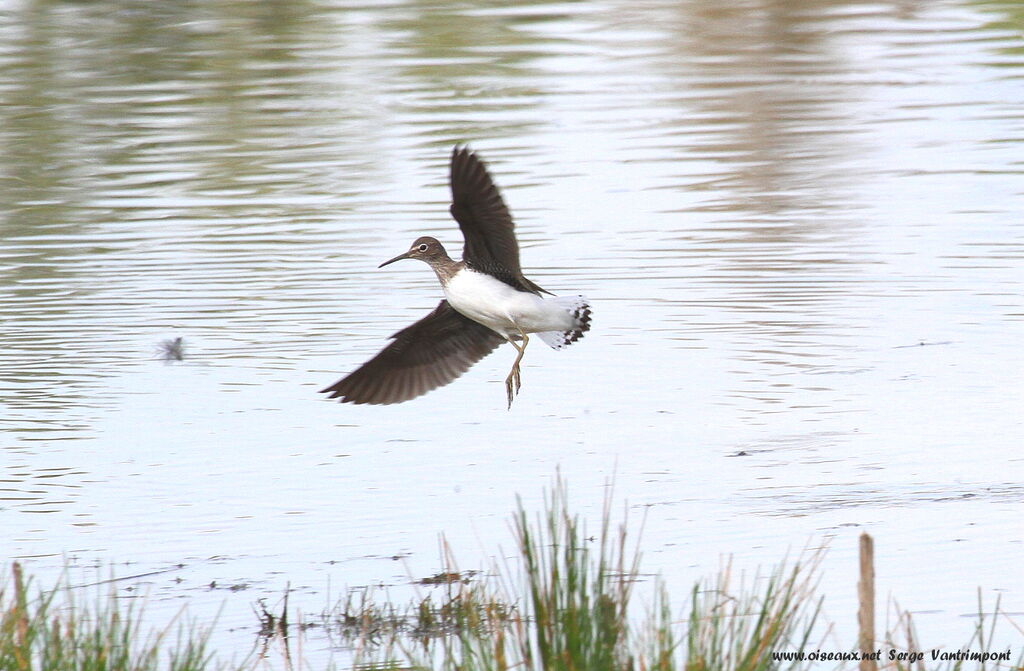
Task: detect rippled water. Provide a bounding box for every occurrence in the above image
[3,0,1023,664]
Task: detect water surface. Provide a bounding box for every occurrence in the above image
[2,0,1023,663]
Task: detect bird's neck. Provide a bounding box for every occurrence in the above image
[427,256,465,286]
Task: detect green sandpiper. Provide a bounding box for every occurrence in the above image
[321,146,591,409]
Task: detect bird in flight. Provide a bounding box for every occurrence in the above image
[321,146,591,409]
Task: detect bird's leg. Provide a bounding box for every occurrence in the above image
[504,329,530,409]
[504,337,521,409]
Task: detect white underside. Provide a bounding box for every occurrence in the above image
[443,269,577,342]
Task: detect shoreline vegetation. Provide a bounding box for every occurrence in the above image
[3,479,1020,670]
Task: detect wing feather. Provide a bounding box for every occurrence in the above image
[449,146,548,295]
[321,300,503,405]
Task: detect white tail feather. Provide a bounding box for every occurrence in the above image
[537,295,591,350]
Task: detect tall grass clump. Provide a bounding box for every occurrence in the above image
[0,562,227,671]
[511,482,644,671]
[370,477,825,671]
[684,557,823,671]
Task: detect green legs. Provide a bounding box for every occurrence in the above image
[505,329,530,409]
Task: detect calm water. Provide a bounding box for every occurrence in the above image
[2,0,1023,664]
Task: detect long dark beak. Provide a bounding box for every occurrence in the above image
[379,250,412,268]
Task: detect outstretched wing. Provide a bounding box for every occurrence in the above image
[321,300,503,405]
[449,146,548,294]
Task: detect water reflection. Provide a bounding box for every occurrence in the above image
[1,0,1020,450]
[1,462,86,516]
[1,0,1021,452]
[2,0,1024,661]
[650,3,867,214]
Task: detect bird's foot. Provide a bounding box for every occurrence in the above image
[504,331,528,410]
[504,364,522,410]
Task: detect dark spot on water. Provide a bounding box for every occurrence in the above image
[158,336,186,362]
[416,570,476,585]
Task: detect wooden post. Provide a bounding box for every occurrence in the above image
[9,562,29,651]
[858,533,877,671]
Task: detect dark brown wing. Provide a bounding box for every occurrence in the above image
[449,146,548,294]
[320,300,503,405]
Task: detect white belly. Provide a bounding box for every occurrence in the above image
[443,269,572,338]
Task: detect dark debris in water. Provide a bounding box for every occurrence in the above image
[207,579,252,591]
[255,593,289,639]
[415,570,477,585]
[311,576,518,650]
[893,339,954,349]
[158,337,186,362]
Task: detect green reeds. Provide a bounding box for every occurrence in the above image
[7,479,1020,671]
[354,478,824,671]
[683,556,823,671]
[0,562,226,671]
[510,482,642,671]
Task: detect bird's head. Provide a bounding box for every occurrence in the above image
[379,236,450,268]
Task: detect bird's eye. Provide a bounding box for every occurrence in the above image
[418,243,428,252]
